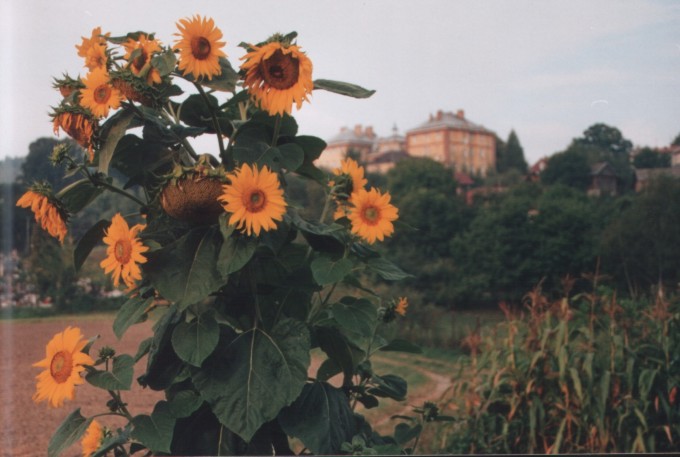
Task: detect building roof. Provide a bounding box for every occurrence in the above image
[327,125,377,146]
[407,109,493,135]
[590,162,616,176]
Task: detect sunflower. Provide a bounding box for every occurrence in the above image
[395,297,409,316]
[16,187,68,243]
[80,67,122,118]
[123,33,162,79]
[32,326,94,408]
[218,163,287,236]
[81,420,105,457]
[100,213,149,289]
[332,158,367,219]
[347,187,399,244]
[241,40,313,116]
[76,27,109,71]
[52,107,96,160]
[174,15,226,80]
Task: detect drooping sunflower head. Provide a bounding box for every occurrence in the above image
[32,326,94,408]
[81,420,106,457]
[123,33,162,77]
[80,67,122,118]
[109,69,156,107]
[240,37,314,116]
[52,73,84,98]
[51,104,97,160]
[16,183,69,243]
[331,157,368,219]
[76,26,110,71]
[218,163,287,237]
[347,187,399,244]
[100,213,149,289]
[174,15,226,80]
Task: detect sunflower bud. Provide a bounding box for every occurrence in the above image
[50,144,71,166]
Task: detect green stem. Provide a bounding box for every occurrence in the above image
[160,107,199,163]
[194,83,228,164]
[248,262,263,328]
[93,175,147,207]
[271,115,282,147]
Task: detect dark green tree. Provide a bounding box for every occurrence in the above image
[19,137,78,188]
[497,130,528,173]
[573,123,632,158]
[672,131,680,146]
[633,147,671,169]
[540,149,591,191]
[386,157,456,200]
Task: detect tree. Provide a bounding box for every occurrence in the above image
[573,123,632,158]
[541,149,591,190]
[497,130,528,173]
[19,137,78,188]
[386,157,457,200]
[633,147,671,169]
[672,131,680,147]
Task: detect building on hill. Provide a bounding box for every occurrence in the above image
[365,125,409,174]
[405,109,496,176]
[588,162,618,196]
[635,166,680,192]
[316,124,376,170]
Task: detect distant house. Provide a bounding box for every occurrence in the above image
[635,166,680,192]
[365,126,409,174]
[317,124,377,170]
[527,157,549,182]
[588,162,618,196]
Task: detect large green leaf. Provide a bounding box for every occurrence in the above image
[217,229,258,277]
[48,408,92,457]
[56,178,103,214]
[178,57,238,92]
[378,339,422,354]
[368,374,407,401]
[98,111,134,174]
[278,143,305,171]
[144,226,224,309]
[171,310,220,367]
[279,382,357,455]
[193,318,310,442]
[313,79,376,98]
[73,219,110,272]
[315,326,365,385]
[113,296,153,339]
[332,297,376,337]
[138,307,183,390]
[85,354,134,391]
[131,402,175,454]
[366,256,412,281]
[294,135,328,184]
[311,256,353,285]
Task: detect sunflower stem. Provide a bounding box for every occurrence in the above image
[271,114,282,147]
[91,175,147,207]
[160,107,199,163]
[194,82,230,167]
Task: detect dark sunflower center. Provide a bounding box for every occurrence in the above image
[261,49,299,90]
[246,189,267,213]
[362,206,380,225]
[191,36,212,60]
[93,85,111,104]
[50,350,73,384]
[132,49,148,72]
[114,239,132,264]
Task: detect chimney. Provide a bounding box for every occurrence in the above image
[354,124,362,136]
[456,109,465,119]
[436,110,443,120]
[365,126,374,138]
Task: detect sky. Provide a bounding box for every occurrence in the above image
[1,0,679,165]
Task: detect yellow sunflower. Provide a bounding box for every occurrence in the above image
[100,213,149,288]
[76,27,109,71]
[332,157,367,219]
[218,163,287,236]
[348,187,399,244]
[52,108,96,161]
[174,15,226,80]
[81,420,105,457]
[395,297,409,316]
[16,188,68,243]
[123,33,162,79]
[80,67,122,118]
[32,326,94,408]
[241,40,313,116]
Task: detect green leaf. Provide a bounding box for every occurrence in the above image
[193,318,310,442]
[113,296,153,339]
[150,49,177,77]
[294,135,328,184]
[316,357,343,382]
[73,219,110,272]
[178,57,238,92]
[131,402,175,454]
[86,354,134,391]
[314,79,375,98]
[171,310,220,367]
[394,422,422,445]
[56,178,103,214]
[368,374,407,401]
[279,381,357,455]
[233,142,283,171]
[91,424,131,457]
[99,111,134,174]
[378,339,423,354]
[278,143,305,171]
[312,256,353,285]
[332,297,376,337]
[315,326,365,384]
[144,226,224,310]
[48,408,92,457]
[138,308,183,390]
[167,390,203,419]
[217,231,258,277]
[365,257,412,281]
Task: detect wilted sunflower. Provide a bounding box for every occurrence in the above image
[32,326,94,408]
[348,187,399,244]
[241,40,313,116]
[81,420,105,457]
[100,213,149,289]
[80,67,122,118]
[174,15,226,80]
[332,157,368,219]
[218,163,287,236]
[16,186,68,243]
[76,26,109,71]
[123,33,162,82]
[51,106,97,160]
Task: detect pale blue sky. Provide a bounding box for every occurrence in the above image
[1,0,679,164]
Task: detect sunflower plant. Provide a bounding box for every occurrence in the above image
[23,16,419,456]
